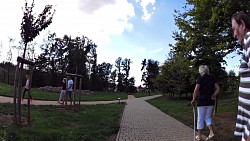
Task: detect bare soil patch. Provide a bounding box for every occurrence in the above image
[213,112,241,141]
[0,113,28,126]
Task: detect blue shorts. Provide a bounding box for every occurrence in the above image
[197,106,214,129]
[67,91,73,95]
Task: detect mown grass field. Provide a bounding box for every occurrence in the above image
[0,83,127,141]
[0,103,124,141]
[0,83,128,101]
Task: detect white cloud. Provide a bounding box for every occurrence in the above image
[136,47,146,53]
[48,0,135,46]
[136,0,156,21]
[150,48,163,54]
[78,0,116,14]
[0,0,135,61]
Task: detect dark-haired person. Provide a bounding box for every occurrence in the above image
[231,11,250,141]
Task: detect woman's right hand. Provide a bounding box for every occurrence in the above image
[191,100,195,106]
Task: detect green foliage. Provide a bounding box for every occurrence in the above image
[21,0,55,58]
[156,0,249,97]
[35,34,97,89]
[0,62,15,85]
[96,62,113,91]
[115,57,135,93]
[141,59,159,94]
[155,52,195,99]
[0,103,124,141]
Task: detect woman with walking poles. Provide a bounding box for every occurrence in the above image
[191,65,220,141]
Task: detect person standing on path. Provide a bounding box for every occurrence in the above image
[58,78,67,104]
[67,76,74,105]
[22,74,32,102]
[191,65,220,141]
[231,11,250,141]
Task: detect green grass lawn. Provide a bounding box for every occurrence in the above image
[133,92,160,98]
[147,94,239,141]
[0,103,124,141]
[0,83,127,101]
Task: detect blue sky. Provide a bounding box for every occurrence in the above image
[0,0,240,86]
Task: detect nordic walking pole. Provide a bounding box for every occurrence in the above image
[192,105,196,141]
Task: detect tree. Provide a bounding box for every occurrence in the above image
[115,57,124,92]
[5,38,14,84]
[21,0,55,58]
[35,32,61,86]
[65,35,97,90]
[35,34,98,88]
[122,58,132,93]
[141,59,159,94]
[96,62,112,91]
[156,51,194,99]
[127,77,136,93]
[109,70,117,91]
[168,0,248,97]
[88,41,98,91]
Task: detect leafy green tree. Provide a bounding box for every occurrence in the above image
[141,59,147,90]
[57,35,97,90]
[115,57,124,92]
[109,70,117,91]
[225,70,239,95]
[169,0,249,97]
[0,62,15,85]
[95,62,112,91]
[19,0,55,90]
[21,0,55,58]
[127,77,136,93]
[122,58,132,93]
[156,51,194,99]
[5,38,15,84]
[35,32,60,86]
[89,43,98,91]
[141,59,159,94]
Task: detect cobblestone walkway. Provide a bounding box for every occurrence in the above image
[116,95,197,141]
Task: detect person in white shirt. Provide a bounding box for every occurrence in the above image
[67,76,74,104]
[22,74,32,101]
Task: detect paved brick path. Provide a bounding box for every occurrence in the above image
[116,95,198,141]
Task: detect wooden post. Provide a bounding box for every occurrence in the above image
[17,64,23,125]
[66,73,83,111]
[13,57,35,125]
[73,76,77,111]
[27,66,34,124]
[13,62,20,123]
[65,78,68,109]
[79,78,82,110]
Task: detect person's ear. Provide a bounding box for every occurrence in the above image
[241,20,247,31]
